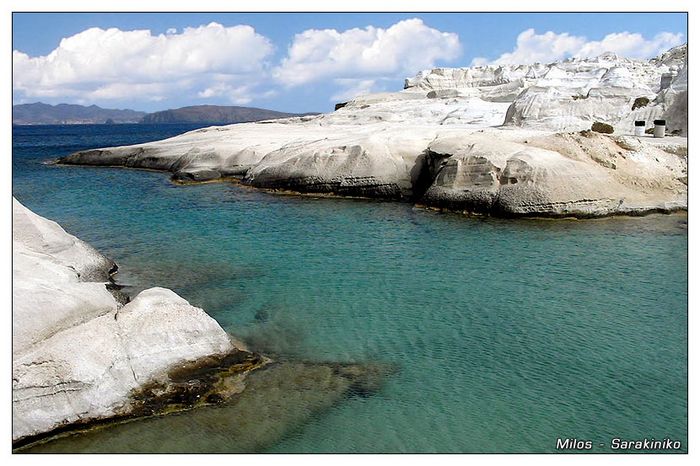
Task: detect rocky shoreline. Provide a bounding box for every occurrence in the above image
[59,45,687,219]
[12,199,262,446]
[17,359,395,453]
[59,127,687,219]
[13,42,689,451]
[12,199,393,451]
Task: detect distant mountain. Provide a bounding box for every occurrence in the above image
[140,105,311,124]
[12,102,146,125]
[13,102,317,126]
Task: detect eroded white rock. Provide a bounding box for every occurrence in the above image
[421,129,687,216]
[13,199,235,442]
[405,45,687,134]
[60,45,687,217]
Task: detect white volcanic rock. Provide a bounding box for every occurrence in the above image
[60,45,687,217]
[13,199,235,442]
[13,199,115,282]
[656,65,688,135]
[13,199,118,355]
[243,125,439,198]
[650,43,687,69]
[62,119,687,217]
[318,90,511,127]
[421,129,687,216]
[405,46,686,133]
[404,64,547,102]
[500,50,687,133]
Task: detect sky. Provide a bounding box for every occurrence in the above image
[12,12,688,113]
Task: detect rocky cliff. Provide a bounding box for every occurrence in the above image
[60,45,687,218]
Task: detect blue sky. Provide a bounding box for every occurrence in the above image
[12,12,687,113]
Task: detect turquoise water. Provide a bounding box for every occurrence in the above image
[13,125,688,453]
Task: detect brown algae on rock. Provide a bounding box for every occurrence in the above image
[128,349,269,417]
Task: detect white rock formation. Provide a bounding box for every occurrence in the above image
[13,198,236,443]
[421,129,686,216]
[406,44,687,134]
[655,65,687,135]
[60,45,687,217]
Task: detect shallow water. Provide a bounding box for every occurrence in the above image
[13,124,687,453]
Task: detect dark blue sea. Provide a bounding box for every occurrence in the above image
[12,124,688,453]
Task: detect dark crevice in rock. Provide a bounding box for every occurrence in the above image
[105,282,130,306]
[104,261,130,305]
[418,154,504,215]
[409,150,451,201]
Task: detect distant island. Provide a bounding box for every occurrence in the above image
[12,103,146,125]
[141,105,312,124]
[12,102,314,126]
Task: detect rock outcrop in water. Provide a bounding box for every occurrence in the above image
[12,199,249,444]
[60,45,687,218]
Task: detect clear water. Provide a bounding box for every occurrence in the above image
[13,124,688,453]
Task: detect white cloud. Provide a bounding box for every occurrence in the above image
[13,22,274,103]
[14,19,461,109]
[197,81,280,105]
[575,31,684,58]
[86,81,188,102]
[274,18,461,87]
[472,29,684,65]
[330,79,379,102]
[197,83,251,105]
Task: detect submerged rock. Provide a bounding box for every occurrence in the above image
[12,199,248,445]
